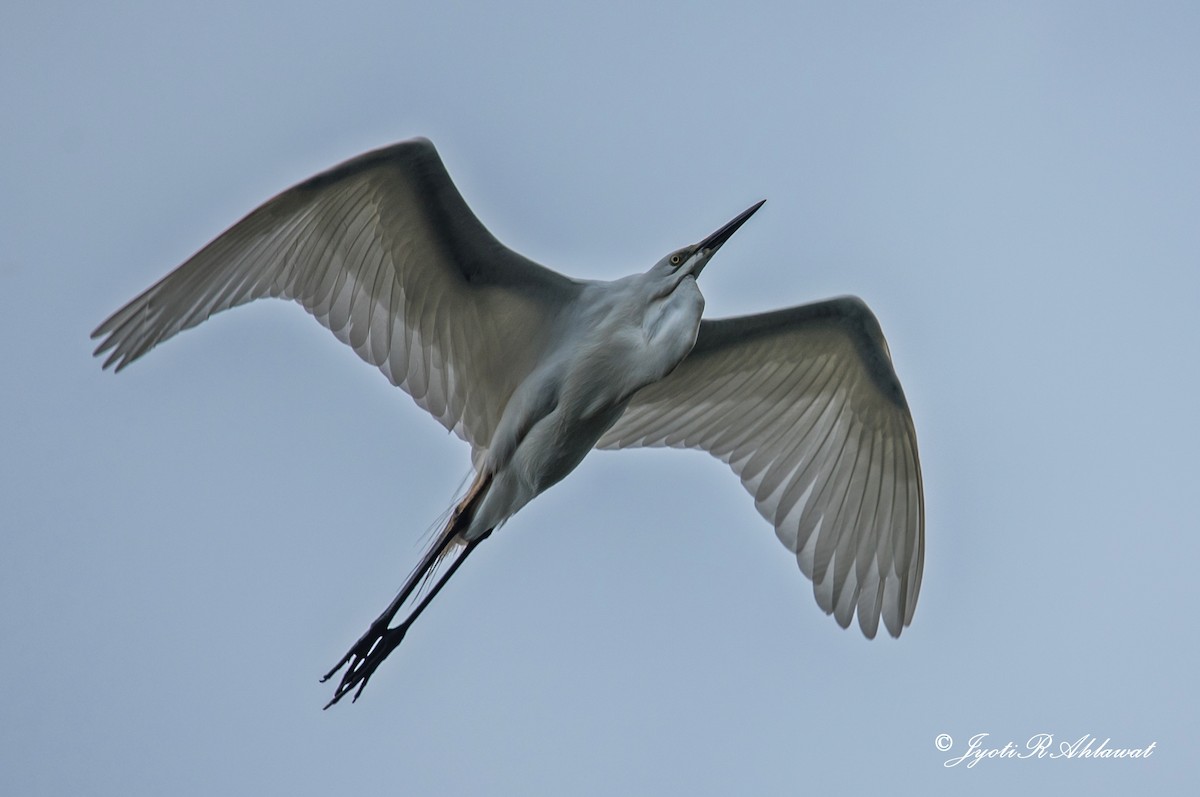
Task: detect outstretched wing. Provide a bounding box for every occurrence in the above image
[92,138,581,455]
[597,297,923,639]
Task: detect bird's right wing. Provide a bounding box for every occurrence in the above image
[597,297,923,639]
[92,139,581,457]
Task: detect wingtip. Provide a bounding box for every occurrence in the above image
[97,346,126,372]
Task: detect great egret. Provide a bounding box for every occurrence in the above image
[92,138,924,707]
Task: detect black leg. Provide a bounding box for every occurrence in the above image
[322,531,490,709]
[319,531,455,687]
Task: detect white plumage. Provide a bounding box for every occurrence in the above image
[93,138,924,706]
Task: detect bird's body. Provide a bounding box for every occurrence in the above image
[467,269,704,539]
[93,138,924,707]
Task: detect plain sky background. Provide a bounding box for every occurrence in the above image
[2,2,1196,794]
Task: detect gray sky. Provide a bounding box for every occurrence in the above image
[3,2,1196,794]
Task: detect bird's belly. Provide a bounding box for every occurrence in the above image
[467,399,625,539]
[519,399,627,492]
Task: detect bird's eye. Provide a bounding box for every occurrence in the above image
[670,254,682,266]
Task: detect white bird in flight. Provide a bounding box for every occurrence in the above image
[93,138,924,707]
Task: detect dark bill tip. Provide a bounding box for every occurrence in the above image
[696,199,765,255]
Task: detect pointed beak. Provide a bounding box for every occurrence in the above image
[691,199,765,276]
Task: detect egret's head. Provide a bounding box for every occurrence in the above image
[648,200,765,291]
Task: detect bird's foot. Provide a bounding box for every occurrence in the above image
[321,619,409,709]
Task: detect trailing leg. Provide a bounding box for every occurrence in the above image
[321,472,493,708]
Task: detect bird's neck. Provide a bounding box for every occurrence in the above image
[640,276,704,377]
[563,277,704,418]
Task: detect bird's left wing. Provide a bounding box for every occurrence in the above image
[92,139,581,457]
[596,296,923,639]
